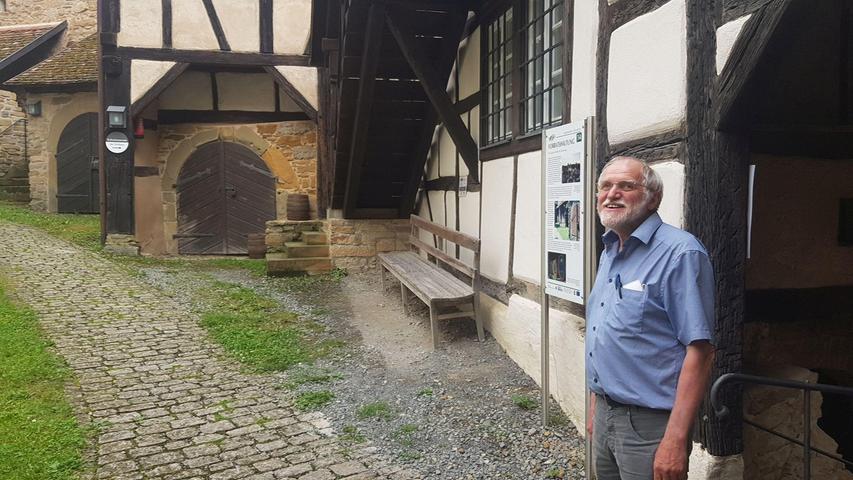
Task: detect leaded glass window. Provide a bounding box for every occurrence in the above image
[521,0,563,133]
[484,8,513,145]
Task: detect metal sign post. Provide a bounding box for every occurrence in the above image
[540,117,596,432]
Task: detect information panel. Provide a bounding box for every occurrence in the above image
[543,121,587,304]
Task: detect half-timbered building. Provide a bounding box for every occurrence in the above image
[98,0,319,255]
[309,0,853,478]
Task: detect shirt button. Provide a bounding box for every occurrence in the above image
[589,352,592,357]
[600,302,604,307]
[593,378,598,383]
[592,326,596,331]
[608,278,612,283]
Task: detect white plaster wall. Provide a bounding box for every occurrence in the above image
[159,72,213,110]
[607,0,687,145]
[716,15,751,75]
[512,151,542,283]
[131,60,176,105]
[458,191,480,266]
[273,0,312,54]
[570,0,598,121]
[458,29,480,99]
[275,67,319,110]
[480,156,514,282]
[422,190,446,248]
[481,294,587,432]
[438,128,456,177]
[651,160,685,228]
[212,0,260,53]
[444,193,458,257]
[118,1,162,48]
[688,448,744,480]
[172,1,219,51]
[426,147,440,181]
[217,73,275,112]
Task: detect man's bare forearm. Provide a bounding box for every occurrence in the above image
[664,341,715,443]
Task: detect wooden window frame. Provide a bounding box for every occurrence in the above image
[479,0,572,161]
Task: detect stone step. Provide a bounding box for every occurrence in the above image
[284,242,329,258]
[266,255,332,276]
[302,231,328,245]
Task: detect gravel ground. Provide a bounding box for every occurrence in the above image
[135,262,587,479]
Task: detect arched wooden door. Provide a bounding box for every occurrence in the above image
[56,113,99,213]
[176,141,276,254]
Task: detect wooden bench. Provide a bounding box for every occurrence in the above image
[378,215,484,349]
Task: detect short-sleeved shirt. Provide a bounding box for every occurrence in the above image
[585,212,715,410]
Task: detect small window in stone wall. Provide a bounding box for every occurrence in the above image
[840,198,853,246]
[0,1,6,12]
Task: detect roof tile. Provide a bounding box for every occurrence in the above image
[7,33,98,86]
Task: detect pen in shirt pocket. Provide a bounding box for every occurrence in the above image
[615,274,622,299]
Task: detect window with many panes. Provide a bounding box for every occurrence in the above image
[481,0,566,149]
[484,8,514,144]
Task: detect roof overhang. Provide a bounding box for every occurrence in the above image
[0,21,67,84]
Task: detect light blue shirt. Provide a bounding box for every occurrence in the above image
[585,212,715,410]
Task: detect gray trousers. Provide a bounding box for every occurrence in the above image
[592,394,671,480]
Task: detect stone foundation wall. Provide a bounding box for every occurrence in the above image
[0,91,28,201]
[0,0,97,41]
[265,220,324,253]
[327,218,410,272]
[23,91,97,211]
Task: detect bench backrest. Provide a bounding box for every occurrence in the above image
[408,215,480,285]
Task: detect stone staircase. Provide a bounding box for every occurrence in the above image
[265,221,332,276]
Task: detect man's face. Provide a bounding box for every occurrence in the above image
[596,158,656,237]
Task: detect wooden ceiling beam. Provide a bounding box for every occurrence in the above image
[342,1,386,217]
[386,7,479,181]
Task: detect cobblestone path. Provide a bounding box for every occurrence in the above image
[0,222,417,480]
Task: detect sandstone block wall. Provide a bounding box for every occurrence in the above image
[265,220,324,253]
[0,0,96,40]
[0,90,27,201]
[327,218,410,272]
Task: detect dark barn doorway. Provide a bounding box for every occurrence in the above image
[176,141,276,255]
[56,113,99,213]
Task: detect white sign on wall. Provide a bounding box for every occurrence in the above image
[542,121,587,304]
[105,131,130,154]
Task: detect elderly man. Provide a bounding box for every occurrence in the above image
[585,156,716,480]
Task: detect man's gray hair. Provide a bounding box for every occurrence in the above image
[600,156,664,200]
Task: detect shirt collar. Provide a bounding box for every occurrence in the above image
[601,211,664,247]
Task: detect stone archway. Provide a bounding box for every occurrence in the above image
[175,141,276,255]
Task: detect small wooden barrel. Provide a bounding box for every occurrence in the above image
[247,233,266,259]
[286,193,310,221]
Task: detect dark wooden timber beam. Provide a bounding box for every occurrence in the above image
[260,0,274,54]
[385,7,479,182]
[398,6,469,217]
[201,0,231,51]
[342,1,386,218]
[130,62,189,116]
[264,66,318,121]
[117,47,310,66]
[157,110,309,125]
[162,0,172,48]
[716,0,794,130]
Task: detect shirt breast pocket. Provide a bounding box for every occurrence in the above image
[612,288,647,334]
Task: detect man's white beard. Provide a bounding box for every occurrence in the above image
[598,197,651,233]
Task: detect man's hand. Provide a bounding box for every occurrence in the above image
[653,341,715,480]
[653,437,688,480]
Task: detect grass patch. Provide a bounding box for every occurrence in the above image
[356,402,394,420]
[0,283,86,480]
[398,450,422,461]
[200,282,343,372]
[393,423,418,447]
[511,394,538,411]
[0,201,100,251]
[282,367,343,390]
[416,388,433,397]
[545,467,565,479]
[340,425,366,444]
[295,391,335,411]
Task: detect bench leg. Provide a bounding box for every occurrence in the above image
[473,294,485,342]
[379,264,387,291]
[429,304,440,350]
[400,283,409,316]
